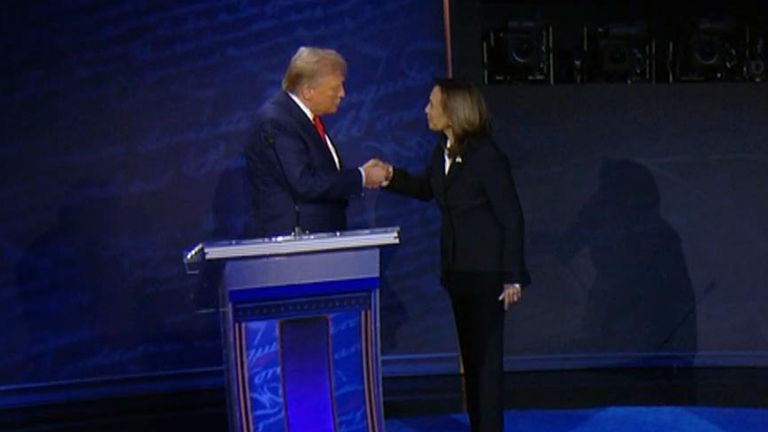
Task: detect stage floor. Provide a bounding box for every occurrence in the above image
[3,367,766,431]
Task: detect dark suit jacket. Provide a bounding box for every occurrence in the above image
[386,135,530,286]
[245,91,362,237]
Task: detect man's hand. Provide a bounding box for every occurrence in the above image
[362,158,391,189]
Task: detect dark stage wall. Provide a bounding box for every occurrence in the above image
[377,84,768,373]
[479,85,768,368]
[2,0,768,408]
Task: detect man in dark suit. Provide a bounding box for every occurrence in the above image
[377,79,530,432]
[245,47,387,237]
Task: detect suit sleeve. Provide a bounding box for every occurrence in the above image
[480,151,531,286]
[384,146,440,201]
[254,119,362,200]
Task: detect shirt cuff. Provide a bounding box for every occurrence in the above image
[357,166,365,187]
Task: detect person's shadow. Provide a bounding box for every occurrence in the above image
[559,159,698,358]
[14,178,125,382]
[193,155,253,316]
[210,155,252,241]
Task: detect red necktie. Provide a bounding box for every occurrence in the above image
[312,115,341,170]
[313,115,326,139]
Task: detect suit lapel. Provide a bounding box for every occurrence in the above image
[444,136,484,190]
[310,124,340,170]
[431,142,448,204]
[280,92,341,170]
[325,134,343,169]
[444,157,463,188]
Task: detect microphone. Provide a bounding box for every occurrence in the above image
[263,129,304,236]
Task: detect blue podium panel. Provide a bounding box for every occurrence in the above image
[230,279,382,432]
[330,310,370,431]
[235,309,379,432]
[239,320,284,432]
[185,228,398,432]
[280,316,335,432]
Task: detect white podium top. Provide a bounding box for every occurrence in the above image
[184,227,400,272]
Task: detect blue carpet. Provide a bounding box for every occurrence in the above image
[386,407,768,431]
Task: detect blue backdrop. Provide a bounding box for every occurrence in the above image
[2,0,768,408]
[0,0,446,399]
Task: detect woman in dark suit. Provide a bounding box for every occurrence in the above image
[380,78,530,432]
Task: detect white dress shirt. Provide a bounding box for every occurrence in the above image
[287,93,341,170]
[444,138,457,174]
[287,93,365,186]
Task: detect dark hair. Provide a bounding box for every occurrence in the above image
[434,78,491,157]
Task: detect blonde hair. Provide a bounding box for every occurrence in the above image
[436,79,490,157]
[282,47,347,93]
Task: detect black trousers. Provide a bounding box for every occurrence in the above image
[444,271,506,432]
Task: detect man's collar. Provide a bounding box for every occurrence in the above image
[287,92,314,120]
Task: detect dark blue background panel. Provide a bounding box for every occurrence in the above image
[0,0,446,392]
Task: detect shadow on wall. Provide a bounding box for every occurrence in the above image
[210,155,252,242]
[191,155,253,315]
[559,158,698,358]
[14,178,133,382]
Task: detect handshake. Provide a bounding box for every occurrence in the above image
[361,158,393,189]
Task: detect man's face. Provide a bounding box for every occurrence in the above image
[304,72,346,116]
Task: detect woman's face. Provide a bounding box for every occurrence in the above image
[425,86,450,132]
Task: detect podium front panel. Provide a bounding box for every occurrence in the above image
[223,248,384,432]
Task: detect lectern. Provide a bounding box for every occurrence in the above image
[184,227,399,432]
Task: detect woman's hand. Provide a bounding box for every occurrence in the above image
[498,283,522,311]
